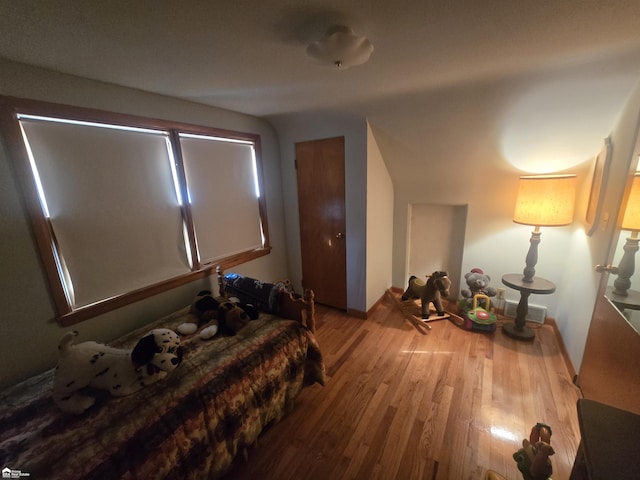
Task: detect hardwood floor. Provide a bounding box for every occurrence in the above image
[228,292,582,480]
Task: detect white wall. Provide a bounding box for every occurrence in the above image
[0,59,288,388]
[268,112,368,313]
[366,122,394,310]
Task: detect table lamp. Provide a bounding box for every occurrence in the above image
[612,174,640,296]
[513,175,577,282]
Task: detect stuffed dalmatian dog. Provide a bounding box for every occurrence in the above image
[53,328,182,415]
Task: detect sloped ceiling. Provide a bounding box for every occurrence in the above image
[1,0,640,176]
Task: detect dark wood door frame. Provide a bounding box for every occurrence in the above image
[295,136,348,310]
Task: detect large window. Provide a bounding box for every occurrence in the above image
[0,96,270,325]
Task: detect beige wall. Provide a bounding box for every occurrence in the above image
[0,59,288,388]
[366,122,394,311]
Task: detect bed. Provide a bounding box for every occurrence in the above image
[0,271,325,479]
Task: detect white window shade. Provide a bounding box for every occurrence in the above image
[20,118,189,308]
[179,134,263,264]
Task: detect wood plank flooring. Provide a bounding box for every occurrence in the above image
[228,292,582,480]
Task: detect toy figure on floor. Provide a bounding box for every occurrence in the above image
[484,423,554,480]
[401,271,451,319]
[514,423,554,480]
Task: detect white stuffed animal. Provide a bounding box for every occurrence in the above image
[53,328,182,415]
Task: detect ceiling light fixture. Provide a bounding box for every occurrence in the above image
[306,25,374,69]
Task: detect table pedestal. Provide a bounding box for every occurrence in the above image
[501,274,556,341]
[605,286,640,311]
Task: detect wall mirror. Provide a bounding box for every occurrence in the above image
[578,119,640,415]
[605,155,640,334]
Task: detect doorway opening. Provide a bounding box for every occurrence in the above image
[406,203,467,299]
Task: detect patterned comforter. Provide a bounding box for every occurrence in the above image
[0,307,325,479]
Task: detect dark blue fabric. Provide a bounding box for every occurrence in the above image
[223,273,283,313]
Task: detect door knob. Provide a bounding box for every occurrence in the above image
[595,264,619,273]
[336,232,345,239]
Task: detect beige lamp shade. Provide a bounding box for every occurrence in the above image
[513,175,577,227]
[621,174,640,231]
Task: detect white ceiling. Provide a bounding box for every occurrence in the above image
[2,0,640,174]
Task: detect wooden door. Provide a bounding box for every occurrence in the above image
[578,282,640,415]
[295,137,347,309]
[578,134,640,415]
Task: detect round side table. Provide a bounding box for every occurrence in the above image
[501,273,556,341]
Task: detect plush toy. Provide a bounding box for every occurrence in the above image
[513,423,554,480]
[177,290,221,340]
[485,423,554,480]
[460,268,497,308]
[177,290,259,339]
[217,299,259,334]
[53,328,182,415]
[401,271,451,319]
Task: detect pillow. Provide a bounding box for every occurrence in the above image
[222,273,284,314]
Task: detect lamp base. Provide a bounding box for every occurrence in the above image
[522,230,541,282]
[612,235,639,297]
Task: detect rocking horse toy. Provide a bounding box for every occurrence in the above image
[401,270,451,319]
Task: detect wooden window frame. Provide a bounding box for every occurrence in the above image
[0,96,270,325]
